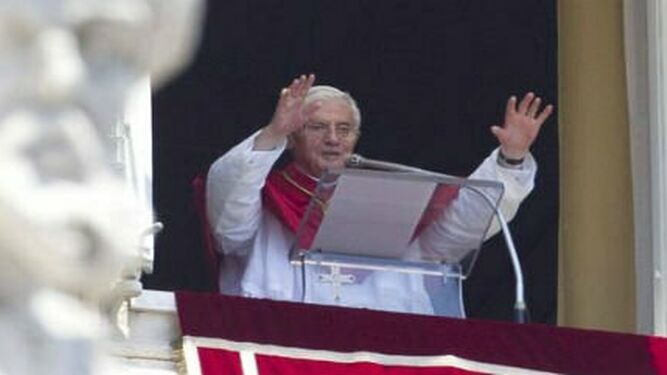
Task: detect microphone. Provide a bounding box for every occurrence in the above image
[345,153,364,168]
[346,154,433,174]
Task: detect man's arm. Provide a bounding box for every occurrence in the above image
[419,93,553,262]
[206,132,286,254]
[419,148,537,262]
[206,74,317,254]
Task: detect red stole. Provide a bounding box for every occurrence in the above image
[262,163,324,249]
[262,162,460,249]
[411,185,460,241]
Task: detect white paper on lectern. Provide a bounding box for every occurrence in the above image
[310,173,437,258]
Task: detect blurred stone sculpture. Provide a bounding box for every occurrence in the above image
[0,0,203,374]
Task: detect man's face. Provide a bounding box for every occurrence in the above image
[289,98,359,177]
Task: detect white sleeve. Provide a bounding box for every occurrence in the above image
[206,131,287,254]
[419,148,536,262]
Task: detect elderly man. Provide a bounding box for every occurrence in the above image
[207,74,553,317]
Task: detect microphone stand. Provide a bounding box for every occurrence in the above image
[466,185,529,324]
[346,154,530,323]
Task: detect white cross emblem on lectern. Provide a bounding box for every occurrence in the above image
[317,265,356,302]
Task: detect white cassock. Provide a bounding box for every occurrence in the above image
[206,131,536,317]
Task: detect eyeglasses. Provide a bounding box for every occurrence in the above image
[303,122,359,140]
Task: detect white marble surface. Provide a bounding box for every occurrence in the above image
[110,290,181,375]
[0,0,203,373]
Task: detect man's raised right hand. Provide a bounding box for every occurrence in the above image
[254,74,317,150]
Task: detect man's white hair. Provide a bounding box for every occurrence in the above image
[304,85,362,128]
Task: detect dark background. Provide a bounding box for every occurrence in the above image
[146,0,558,324]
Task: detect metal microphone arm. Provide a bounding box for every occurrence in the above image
[346,153,436,174]
[346,154,530,323]
[466,186,529,324]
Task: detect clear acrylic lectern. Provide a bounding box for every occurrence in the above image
[289,167,505,317]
